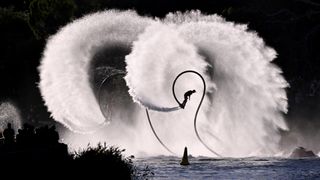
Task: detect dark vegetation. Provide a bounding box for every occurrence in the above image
[0,0,320,156]
[0,123,151,179]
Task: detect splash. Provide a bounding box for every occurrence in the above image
[39,10,288,157]
[39,10,151,133]
[0,101,22,132]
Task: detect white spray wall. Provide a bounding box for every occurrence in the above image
[39,10,288,157]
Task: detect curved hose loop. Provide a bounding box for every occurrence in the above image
[172,70,222,157]
[98,70,221,156]
[98,71,126,123]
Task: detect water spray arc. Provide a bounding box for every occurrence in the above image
[172,70,221,157]
[99,70,221,156]
[39,10,289,156]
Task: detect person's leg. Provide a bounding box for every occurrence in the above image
[180,99,187,109]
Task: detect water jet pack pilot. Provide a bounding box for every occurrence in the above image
[179,90,196,109]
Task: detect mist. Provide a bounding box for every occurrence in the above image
[39,10,289,157]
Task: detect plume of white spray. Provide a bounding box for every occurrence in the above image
[39,10,151,133]
[39,10,288,157]
[125,22,212,112]
[171,11,289,156]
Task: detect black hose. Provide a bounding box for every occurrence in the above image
[98,71,126,123]
[98,70,221,157]
[172,70,221,157]
[98,71,175,154]
[145,109,176,154]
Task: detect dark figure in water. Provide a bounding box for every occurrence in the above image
[3,123,15,145]
[180,90,196,109]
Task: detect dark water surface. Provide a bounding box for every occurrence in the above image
[135,156,320,179]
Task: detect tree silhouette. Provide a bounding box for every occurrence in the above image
[28,0,76,39]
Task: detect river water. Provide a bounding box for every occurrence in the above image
[135,156,320,179]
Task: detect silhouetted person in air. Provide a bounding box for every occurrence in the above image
[184,90,196,100]
[3,123,15,145]
[180,90,196,109]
